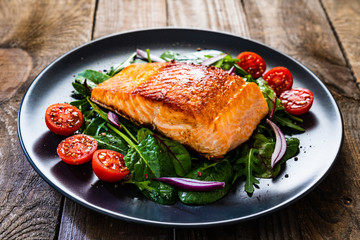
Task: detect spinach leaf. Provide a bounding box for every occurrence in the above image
[75,69,110,85]
[93,135,129,155]
[70,98,90,112]
[136,128,192,177]
[124,144,177,205]
[135,181,177,205]
[124,133,177,180]
[157,136,192,177]
[178,160,233,205]
[72,82,91,97]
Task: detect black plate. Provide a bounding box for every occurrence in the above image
[17,28,343,227]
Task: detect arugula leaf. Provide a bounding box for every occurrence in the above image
[234,147,261,194]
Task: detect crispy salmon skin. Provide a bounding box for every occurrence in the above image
[91,62,268,158]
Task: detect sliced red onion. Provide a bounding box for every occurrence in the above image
[136,49,166,63]
[266,119,287,168]
[269,95,277,120]
[153,177,225,191]
[107,111,121,128]
[201,54,227,66]
[228,66,235,75]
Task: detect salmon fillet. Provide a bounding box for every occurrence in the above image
[91,62,268,158]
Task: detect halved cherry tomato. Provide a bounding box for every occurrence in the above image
[236,51,266,79]
[57,134,98,165]
[45,103,84,136]
[280,88,314,115]
[92,150,130,182]
[263,66,293,95]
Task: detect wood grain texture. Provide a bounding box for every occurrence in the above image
[93,0,167,39]
[0,0,95,239]
[59,199,173,239]
[322,0,360,85]
[243,0,360,100]
[167,0,249,37]
[0,48,32,103]
[1,0,359,239]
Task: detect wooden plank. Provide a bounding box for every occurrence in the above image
[242,0,360,99]
[59,200,173,239]
[167,0,250,37]
[0,48,32,103]
[0,0,95,239]
[322,0,360,85]
[93,0,167,39]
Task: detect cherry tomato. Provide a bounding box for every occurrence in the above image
[57,134,98,165]
[45,103,84,136]
[280,88,314,115]
[236,51,266,79]
[92,150,130,182]
[263,66,293,95]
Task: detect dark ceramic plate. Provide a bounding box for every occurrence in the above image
[17,28,343,227]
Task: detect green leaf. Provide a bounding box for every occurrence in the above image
[273,114,305,132]
[235,148,261,194]
[135,181,177,205]
[70,98,90,112]
[72,82,91,97]
[75,69,110,86]
[178,160,233,205]
[158,136,192,177]
[108,52,137,77]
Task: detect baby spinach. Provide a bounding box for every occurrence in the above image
[134,181,177,205]
[178,160,233,205]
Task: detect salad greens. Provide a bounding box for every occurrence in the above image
[69,49,302,205]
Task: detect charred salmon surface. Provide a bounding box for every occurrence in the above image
[91,62,268,158]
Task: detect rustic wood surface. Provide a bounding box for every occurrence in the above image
[0,0,359,239]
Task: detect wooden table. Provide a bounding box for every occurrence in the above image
[1,0,359,239]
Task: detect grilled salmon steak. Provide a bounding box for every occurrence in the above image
[91,62,268,158]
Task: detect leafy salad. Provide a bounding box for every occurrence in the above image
[46,48,314,205]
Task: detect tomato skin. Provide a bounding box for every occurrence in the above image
[57,134,98,165]
[263,66,293,95]
[280,88,314,115]
[236,51,266,79]
[92,150,130,182]
[45,103,84,136]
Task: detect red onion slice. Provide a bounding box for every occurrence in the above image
[269,95,277,120]
[201,54,227,66]
[266,119,287,168]
[153,177,225,191]
[228,66,235,75]
[136,49,166,63]
[107,111,121,128]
